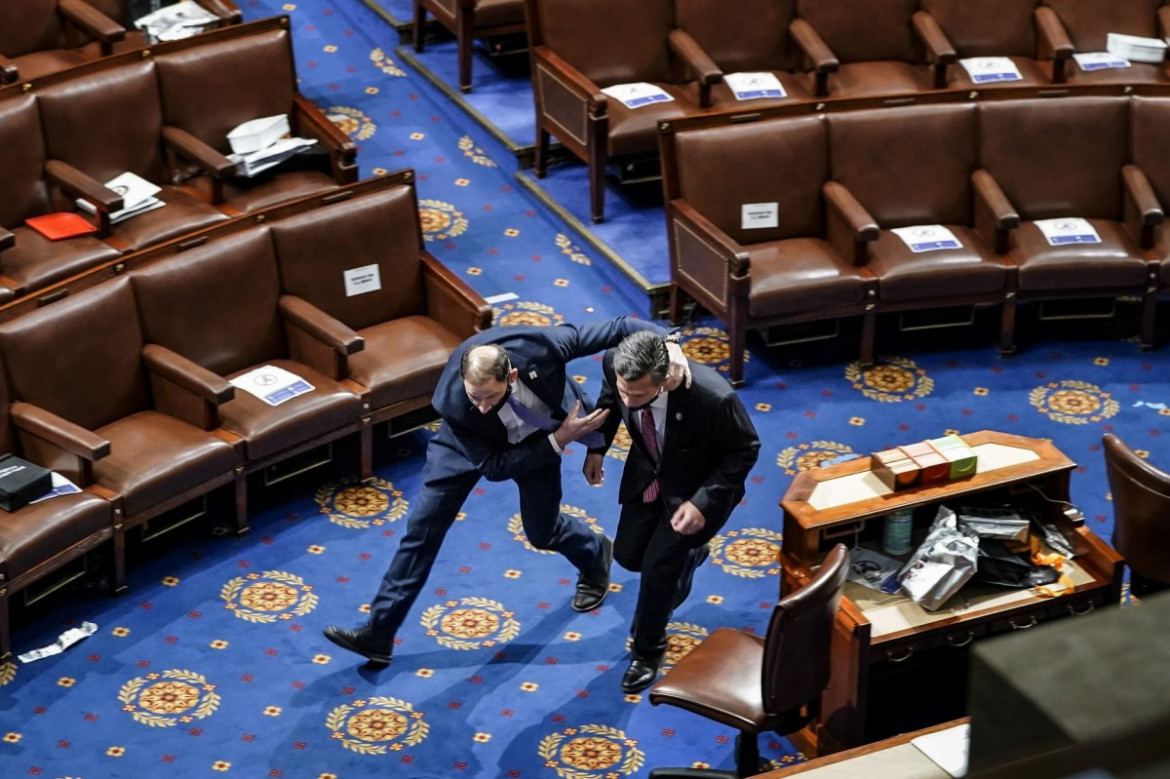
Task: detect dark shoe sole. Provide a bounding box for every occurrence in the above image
[322,626,393,665]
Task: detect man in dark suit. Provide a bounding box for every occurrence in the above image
[585,330,760,693]
[323,317,689,665]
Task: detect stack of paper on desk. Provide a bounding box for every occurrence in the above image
[1106,32,1167,64]
[76,171,165,224]
[134,1,220,42]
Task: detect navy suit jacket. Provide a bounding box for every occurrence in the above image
[595,354,760,543]
[426,316,664,483]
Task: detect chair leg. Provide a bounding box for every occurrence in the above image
[859,309,876,368]
[112,518,127,595]
[457,12,474,93]
[359,422,374,481]
[999,293,1017,357]
[668,284,682,325]
[733,732,760,778]
[533,127,550,178]
[729,321,747,388]
[1140,285,1158,351]
[413,1,426,52]
[0,592,10,663]
[233,472,249,538]
[589,148,607,224]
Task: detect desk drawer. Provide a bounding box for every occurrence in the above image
[870,622,987,665]
[985,593,1101,636]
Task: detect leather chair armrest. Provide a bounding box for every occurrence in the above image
[1122,164,1164,250]
[10,402,110,461]
[668,29,722,109]
[143,344,234,404]
[531,47,608,115]
[0,52,18,84]
[824,181,878,266]
[1159,5,1170,39]
[972,169,1019,255]
[162,126,236,179]
[292,94,358,184]
[912,11,957,88]
[59,0,126,45]
[1035,6,1073,81]
[790,18,838,97]
[279,295,364,381]
[421,252,493,337]
[0,225,14,253]
[670,200,750,311]
[195,0,243,23]
[45,159,121,236]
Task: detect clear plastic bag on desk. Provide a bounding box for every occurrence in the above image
[898,506,980,611]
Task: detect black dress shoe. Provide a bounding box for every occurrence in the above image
[673,544,711,610]
[322,625,394,665]
[621,656,662,694]
[572,534,613,612]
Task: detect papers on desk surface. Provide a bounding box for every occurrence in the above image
[911,723,969,778]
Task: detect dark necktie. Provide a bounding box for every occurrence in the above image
[507,395,604,448]
[641,406,660,502]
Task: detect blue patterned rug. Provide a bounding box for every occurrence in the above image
[0,2,1165,778]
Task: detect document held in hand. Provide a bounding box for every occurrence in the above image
[76,171,165,224]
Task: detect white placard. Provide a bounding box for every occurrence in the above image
[29,472,82,504]
[1074,51,1131,71]
[741,202,778,230]
[344,264,382,297]
[600,82,673,109]
[723,72,787,101]
[891,225,962,253]
[960,56,1022,84]
[1035,217,1101,246]
[230,365,315,406]
[76,171,166,224]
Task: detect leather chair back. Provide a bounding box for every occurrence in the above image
[0,92,52,227]
[1130,97,1170,210]
[672,114,828,245]
[0,0,67,58]
[130,229,286,376]
[1044,0,1162,51]
[828,103,978,228]
[36,58,167,185]
[795,0,918,64]
[155,27,296,152]
[979,96,1129,221]
[0,278,149,431]
[761,543,848,714]
[82,0,129,24]
[675,0,798,73]
[1102,433,1170,588]
[923,0,1040,57]
[536,0,676,86]
[271,185,427,332]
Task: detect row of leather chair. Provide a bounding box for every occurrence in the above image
[0,0,241,84]
[660,87,1170,385]
[526,0,1170,222]
[0,16,356,302]
[0,171,493,661]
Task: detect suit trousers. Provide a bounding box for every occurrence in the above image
[367,434,604,638]
[613,497,702,660]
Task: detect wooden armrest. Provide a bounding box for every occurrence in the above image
[789,18,839,73]
[194,0,243,23]
[1122,164,1164,250]
[1159,5,1170,40]
[59,0,126,44]
[972,169,1019,254]
[532,47,608,113]
[668,29,721,109]
[10,402,110,461]
[1035,6,1074,83]
[0,225,14,253]
[912,11,956,88]
[0,52,18,84]
[824,182,878,266]
[279,295,364,355]
[143,344,234,404]
[421,252,493,337]
[162,126,236,179]
[45,160,122,213]
[292,94,357,183]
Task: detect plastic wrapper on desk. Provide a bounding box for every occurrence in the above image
[898,506,980,611]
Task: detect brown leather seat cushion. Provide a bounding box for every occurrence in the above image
[811,61,934,98]
[105,185,229,253]
[2,226,121,294]
[0,491,111,582]
[942,56,1050,89]
[747,237,868,318]
[689,73,812,113]
[867,225,1007,302]
[95,410,240,518]
[220,359,362,462]
[349,316,464,411]
[1010,219,1149,292]
[605,84,696,158]
[1058,61,1170,86]
[471,0,525,27]
[649,627,767,731]
[11,50,90,81]
[187,170,341,215]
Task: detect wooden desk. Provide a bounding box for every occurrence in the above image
[780,431,1122,751]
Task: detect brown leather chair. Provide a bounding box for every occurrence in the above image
[128,228,371,479]
[1102,434,1170,597]
[1037,0,1170,85]
[791,0,933,98]
[527,0,719,223]
[0,89,120,297]
[0,370,116,662]
[153,19,357,215]
[0,0,124,84]
[1127,96,1170,345]
[915,0,1052,89]
[269,178,492,432]
[35,57,230,253]
[0,277,245,592]
[976,96,1157,353]
[648,544,849,777]
[826,102,1011,352]
[663,113,876,386]
[673,0,811,111]
[413,0,526,93]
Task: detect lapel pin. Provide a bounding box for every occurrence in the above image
[675,412,683,420]
[529,370,538,380]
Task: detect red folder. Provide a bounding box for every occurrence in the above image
[24,212,98,241]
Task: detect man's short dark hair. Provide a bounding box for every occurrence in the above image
[613,330,669,385]
[460,344,511,384]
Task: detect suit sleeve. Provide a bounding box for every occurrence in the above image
[688,393,761,523]
[550,315,665,364]
[444,414,563,482]
[590,351,622,455]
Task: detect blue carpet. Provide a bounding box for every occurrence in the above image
[0,2,1164,778]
